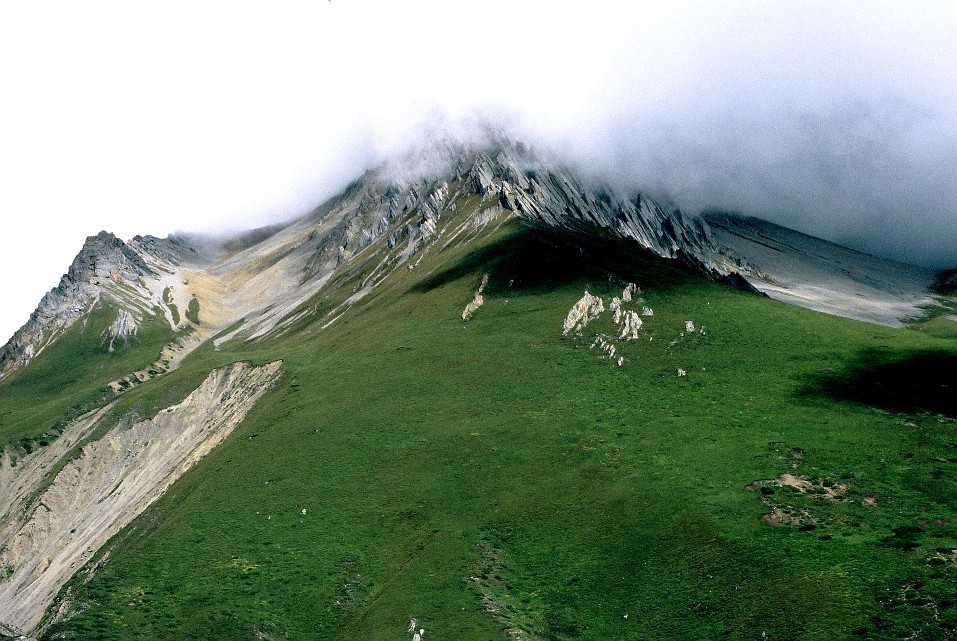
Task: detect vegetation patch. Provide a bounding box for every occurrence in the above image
[0,303,174,453]
[184,296,200,325]
[467,532,547,640]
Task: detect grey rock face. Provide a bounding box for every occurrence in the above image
[68,231,155,284]
[298,135,723,292]
[0,231,211,377]
[0,233,152,375]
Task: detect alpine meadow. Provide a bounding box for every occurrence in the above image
[1,137,956,641]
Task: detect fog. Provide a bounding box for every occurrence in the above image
[1,1,954,342]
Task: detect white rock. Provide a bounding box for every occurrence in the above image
[622,283,638,302]
[618,311,642,340]
[610,297,623,324]
[562,291,605,335]
[677,368,686,376]
[685,320,695,333]
[102,308,140,353]
[462,274,489,321]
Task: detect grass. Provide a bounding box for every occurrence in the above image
[14,220,957,640]
[163,287,181,325]
[0,303,175,454]
[185,296,200,325]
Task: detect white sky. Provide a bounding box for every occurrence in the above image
[1,1,955,343]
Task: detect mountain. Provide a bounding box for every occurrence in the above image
[0,136,728,382]
[1,136,955,640]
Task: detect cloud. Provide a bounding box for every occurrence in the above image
[1,1,955,341]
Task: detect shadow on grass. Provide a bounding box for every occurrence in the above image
[411,222,698,297]
[799,348,957,417]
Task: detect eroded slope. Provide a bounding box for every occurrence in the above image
[0,360,282,636]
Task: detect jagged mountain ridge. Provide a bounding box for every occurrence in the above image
[0,137,727,380]
[4,135,950,383]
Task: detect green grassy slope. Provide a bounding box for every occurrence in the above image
[28,221,957,640]
[0,303,175,454]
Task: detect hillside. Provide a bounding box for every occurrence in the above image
[704,212,940,327]
[1,138,956,640]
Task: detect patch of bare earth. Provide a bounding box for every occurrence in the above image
[108,269,233,395]
[747,473,848,527]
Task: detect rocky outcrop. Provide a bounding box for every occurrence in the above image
[462,274,490,321]
[566,283,648,367]
[619,311,643,340]
[0,230,225,379]
[622,283,637,302]
[285,134,727,332]
[452,138,719,264]
[562,292,605,335]
[0,360,282,635]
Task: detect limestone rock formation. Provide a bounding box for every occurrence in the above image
[619,311,643,340]
[462,274,490,321]
[563,292,605,336]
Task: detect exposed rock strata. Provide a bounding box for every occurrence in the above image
[0,233,216,379]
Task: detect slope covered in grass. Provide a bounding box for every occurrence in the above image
[26,221,957,640]
[0,303,175,454]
